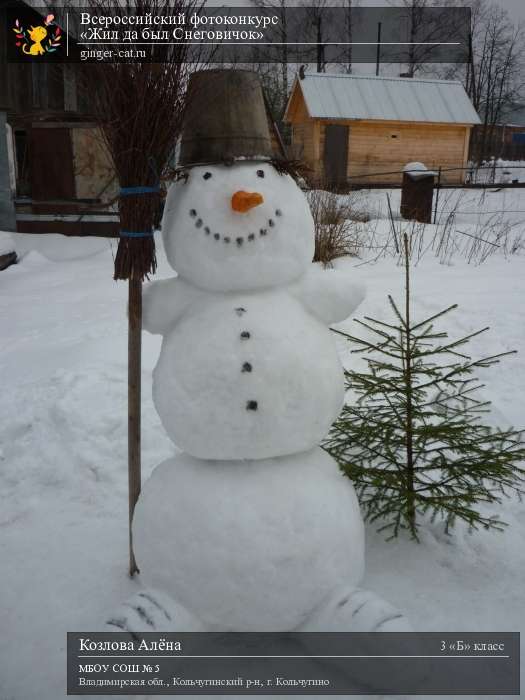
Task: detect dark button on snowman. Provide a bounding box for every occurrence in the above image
[127,70,411,635]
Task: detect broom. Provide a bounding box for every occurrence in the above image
[80,0,206,575]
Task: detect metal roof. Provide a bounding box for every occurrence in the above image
[287,72,481,125]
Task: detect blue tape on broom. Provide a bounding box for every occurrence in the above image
[120,185,160,196]
[120,230,154,238]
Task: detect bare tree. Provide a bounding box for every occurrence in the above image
[311,0,327,73]
[388,0,466,77]
[295,0,329,73]
[467,4,524,160]
[339,0,360,74]
[436,1,524,162]
[400,0,427,77]
[250,0,291,119]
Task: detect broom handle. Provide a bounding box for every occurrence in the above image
[128,278,142,577]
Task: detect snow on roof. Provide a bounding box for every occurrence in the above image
[286,72,481,126]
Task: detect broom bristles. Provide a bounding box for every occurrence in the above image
[114,188,161,281]
[78,0,207,282]
[114,236,157,281]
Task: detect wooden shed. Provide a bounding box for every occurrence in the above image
[284,72,481,187]
[0,0,119,236]
[471,102,525,162]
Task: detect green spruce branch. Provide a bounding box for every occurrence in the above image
[325,232,525,540]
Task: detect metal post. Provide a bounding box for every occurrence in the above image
[128,278,142,577]
[433,166,442,224]
[376,23,382,76]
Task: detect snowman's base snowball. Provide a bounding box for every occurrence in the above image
[133,447,364,631]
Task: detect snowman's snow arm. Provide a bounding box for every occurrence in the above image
[289,265,366,326]
[142,277,199,335]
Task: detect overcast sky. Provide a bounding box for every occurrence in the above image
[494,0,525,23]
[359,0,524,23]
[43,0,525,23]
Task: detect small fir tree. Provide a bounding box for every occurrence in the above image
[324,233,525,540]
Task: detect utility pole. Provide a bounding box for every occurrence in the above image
[376,22,382,76]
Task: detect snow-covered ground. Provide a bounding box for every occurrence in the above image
[472,159,525,185]
[1,188,524,700]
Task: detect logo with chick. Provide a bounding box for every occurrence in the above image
[13,13,61,57]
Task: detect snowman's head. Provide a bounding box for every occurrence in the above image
[161,162,315,292]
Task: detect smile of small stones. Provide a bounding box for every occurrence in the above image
[189,208,282,246]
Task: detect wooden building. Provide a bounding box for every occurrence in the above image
[284,72,481,187]
[470,103,525,162]
[0,0,119,235]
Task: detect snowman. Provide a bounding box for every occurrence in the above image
[109,70,410,637]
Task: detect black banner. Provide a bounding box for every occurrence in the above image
[4,6,470,64]
[67,632,520,695]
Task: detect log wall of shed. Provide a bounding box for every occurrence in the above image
[346,121,469,184]
[289,112,471,185]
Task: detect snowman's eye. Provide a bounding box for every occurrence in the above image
[256,170,265,178]
[203,172,212,180]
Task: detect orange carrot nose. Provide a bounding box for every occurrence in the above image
[231,191,264,213]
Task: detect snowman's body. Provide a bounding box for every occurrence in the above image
[130,162,408,634]
[153,287,344,460]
